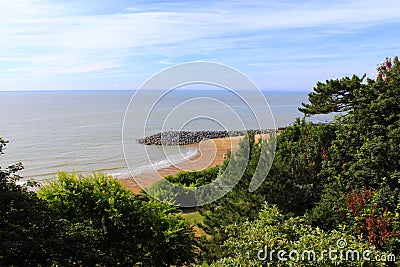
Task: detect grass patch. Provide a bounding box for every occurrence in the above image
[181,211,204,225]
[181,212,208,238]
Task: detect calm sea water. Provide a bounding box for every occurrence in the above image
[0,90,332,181]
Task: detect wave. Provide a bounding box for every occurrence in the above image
[15,146,199,182]
[110,146,199,178]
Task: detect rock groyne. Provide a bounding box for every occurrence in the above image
[137,129,273,146]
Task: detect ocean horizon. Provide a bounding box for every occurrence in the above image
[0,90,333,181]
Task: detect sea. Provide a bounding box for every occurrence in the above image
[0,89,333,182]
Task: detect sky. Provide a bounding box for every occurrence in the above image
[0,0,399,91]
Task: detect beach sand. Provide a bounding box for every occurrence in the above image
[119,134,268,193]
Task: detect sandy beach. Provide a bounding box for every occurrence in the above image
[119,134,268,193]
[119,136,245,193]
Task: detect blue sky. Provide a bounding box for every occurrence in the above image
[1,0,399,91]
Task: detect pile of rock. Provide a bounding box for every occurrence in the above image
[137,129,272,146]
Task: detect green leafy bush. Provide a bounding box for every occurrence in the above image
[206,204,384,267]
[1,137,58,266]
[38,171,198,266]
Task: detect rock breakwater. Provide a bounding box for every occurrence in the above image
[137,129,272,146]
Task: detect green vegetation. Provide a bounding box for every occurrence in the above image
[1,142,197,266]
[148,165,223,206]
[182,212,204,225]
[1,57,400,266]
[39,172,197,266]
[203,204,377,267]
[176,57,400,265]
[0,138,65,266]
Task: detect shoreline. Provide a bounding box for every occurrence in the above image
[119,134,268,194]
[119,135,244,193]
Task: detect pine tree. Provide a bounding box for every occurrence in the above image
[298,74,365,116]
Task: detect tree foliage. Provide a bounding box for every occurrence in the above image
[192,123,338,261]
[147,164,223,206]
[174,57,400,264]
[298,74,365,116]
[261,118,336,214]
[39,172,197,266]
[196,131,272,259]
[1,137,197,266]
[342,187,400,254]
[0,137,64,266]
[308,57,400,233]
[3,56,400,265]
[204,204,379,267]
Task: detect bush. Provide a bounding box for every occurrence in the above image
[38,171,198,266]
[205,204,383,267]
[0,137,67,266]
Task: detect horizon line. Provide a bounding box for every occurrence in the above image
[0,89,309,93]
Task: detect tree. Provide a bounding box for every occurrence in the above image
[342,187,399,252]
[204,203,378,267]
[161,126,336,261]
[197,131,273,260]
[198,57,400,262]
[1,138,113,266]
[1,137,198,266]
[261,118,336,215]
[299,58,400,260]
[0,137,63,266]
[39,171,197,266]
[147,164,223,206]
[298,74,365,117]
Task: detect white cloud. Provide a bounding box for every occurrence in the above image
[0,0,400,90]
